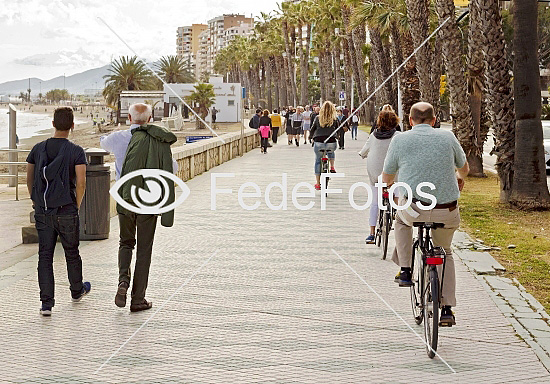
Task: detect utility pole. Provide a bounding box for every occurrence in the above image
[63,73,66,90]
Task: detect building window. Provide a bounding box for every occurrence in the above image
[228,100,235,106]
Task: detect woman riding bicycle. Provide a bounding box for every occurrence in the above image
[310,101,339,191]
[359,110,401,243]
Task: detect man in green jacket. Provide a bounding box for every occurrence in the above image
[106,103,177,312]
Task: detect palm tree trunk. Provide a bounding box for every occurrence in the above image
[276,56,287,108]
[282,21,297,105]
[404,0,439,110]
[342,38,354,110]
[509,0,550,209]
[333,40,343,105]
[324,43,333,103]
[265,59,273,111]
[475,0,516,201]
[352,25,369,117]
[435,0,479,177]
[297,23,308,106]
[271,57,280,110]
[319,50,327,102]
[370,27,392,107]
[303,23,312,105]
[393,27,420,131]
[467,0,487,176]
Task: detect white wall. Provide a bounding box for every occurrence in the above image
[164,83,242,123]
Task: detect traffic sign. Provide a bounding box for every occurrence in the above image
[339,91,346,101]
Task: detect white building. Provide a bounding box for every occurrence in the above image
[119,91,165,122]
[163,79,242,123]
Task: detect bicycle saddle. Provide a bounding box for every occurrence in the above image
[413,222,445,229]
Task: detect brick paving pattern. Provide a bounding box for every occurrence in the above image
[0,130,548,383]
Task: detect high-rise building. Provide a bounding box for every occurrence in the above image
[195,14,254,79]
[176,24,207,76]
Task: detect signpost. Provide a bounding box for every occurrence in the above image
[8,104,17,187]
[241,87,246,156]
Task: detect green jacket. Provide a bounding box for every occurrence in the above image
[118,124,178,227]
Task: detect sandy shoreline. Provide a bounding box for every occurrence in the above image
[1,103,245,183]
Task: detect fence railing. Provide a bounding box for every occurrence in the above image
[0,149,31,201]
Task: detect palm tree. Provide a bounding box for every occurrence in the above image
[508,0,550,209]
[155,55,195,84]
[434,0,479,176]
[185,83,216,129]
[403,0,439,111]
[103,56,155,122]
[474,0,516,201]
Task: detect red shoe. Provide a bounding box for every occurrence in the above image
[330,167,336,173]
[314,184,321,190]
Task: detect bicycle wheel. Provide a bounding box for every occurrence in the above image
[375,210,383,247]
[410,242,423,325]
[423,267,440,358]
[381,211,390,260]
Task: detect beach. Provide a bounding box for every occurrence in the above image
[0,103,244,184]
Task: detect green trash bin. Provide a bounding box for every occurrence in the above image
[79,148,111,240]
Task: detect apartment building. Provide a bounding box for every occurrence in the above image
[176,24,207,76]
[195,14,254,78]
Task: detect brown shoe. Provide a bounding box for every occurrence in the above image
[115,282,129,308]
[130,300,153,313]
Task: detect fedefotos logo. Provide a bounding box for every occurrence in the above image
[109,170,439,215]
[110,169,190,215]
[211,173,439,211]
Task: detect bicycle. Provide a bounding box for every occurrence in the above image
[319,148,333,189]
[409,221,447,358]
[375,189,396,260]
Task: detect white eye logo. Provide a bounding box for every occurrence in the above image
[110,169,190,215]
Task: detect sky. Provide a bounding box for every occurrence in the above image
[0,0,281,83]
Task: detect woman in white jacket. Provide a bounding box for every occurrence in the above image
[359,110,401,244]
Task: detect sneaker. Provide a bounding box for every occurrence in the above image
[330,168,336,173]
[72,281,91,302]
[40,304,52,317]
[440,306,456,327]
[397,270,413,287]
[394,271,401,283]
[314,184,321,191]
[365,235,375,244]
[115,281,129,308]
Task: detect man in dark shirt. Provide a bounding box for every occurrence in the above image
[26,107,91,316]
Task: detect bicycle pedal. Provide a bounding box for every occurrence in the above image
[439,321,454,327]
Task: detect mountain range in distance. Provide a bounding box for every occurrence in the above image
[0,65,111,96]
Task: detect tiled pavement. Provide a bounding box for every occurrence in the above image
[1,129,549,383]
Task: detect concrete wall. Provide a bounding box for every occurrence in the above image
[108,128,272,216]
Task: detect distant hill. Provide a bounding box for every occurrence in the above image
[0,65,111,96]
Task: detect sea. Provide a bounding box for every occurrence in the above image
[0,107,85,148]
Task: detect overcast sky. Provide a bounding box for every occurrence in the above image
[0,0,281,83]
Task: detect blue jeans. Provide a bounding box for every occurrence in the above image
[351,124,358,139]
[35,205,83,307]
[314,141,337,175]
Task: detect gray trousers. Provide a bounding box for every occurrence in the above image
[392,200,460,307]
[118,212,158,305]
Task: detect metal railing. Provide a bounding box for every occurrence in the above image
[0,149,31,201]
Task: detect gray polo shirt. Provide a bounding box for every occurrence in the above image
[383,124,467,204]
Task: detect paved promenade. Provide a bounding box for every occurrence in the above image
[0,129,549,383]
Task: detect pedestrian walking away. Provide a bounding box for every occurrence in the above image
[351,108,359,140]
[310,101,339,190]
[285,106,295,145]
[359,110,401,244]
[302,105,312,144]
[26,107,92,317]
[259,109,272,153]
[103,103,178,313]
[382,102,470,326]
[249,109,261,130]
[336,107,349,150]
[270,109,282,144]
[292,106,305,147]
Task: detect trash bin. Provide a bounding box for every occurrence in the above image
[79,148,111,240]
